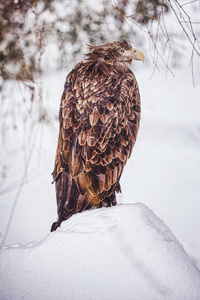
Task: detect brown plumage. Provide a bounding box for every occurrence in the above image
[51,40,144,231]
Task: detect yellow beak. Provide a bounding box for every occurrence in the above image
[132,48,145,62]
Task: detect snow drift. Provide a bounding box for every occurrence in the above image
[0,203,200,300]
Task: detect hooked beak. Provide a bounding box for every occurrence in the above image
[132,48,145,62]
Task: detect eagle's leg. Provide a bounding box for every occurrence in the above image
[102,182,121,207]
[103,193,117,207]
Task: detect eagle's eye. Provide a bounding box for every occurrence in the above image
[119,49,125,54]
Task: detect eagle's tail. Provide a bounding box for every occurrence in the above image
[51,172,84,232]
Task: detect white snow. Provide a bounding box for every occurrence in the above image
[1,203,200,300]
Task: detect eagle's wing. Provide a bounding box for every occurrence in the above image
[52,62,140,230]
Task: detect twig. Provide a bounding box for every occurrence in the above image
[0,122,40,247]
[109,0,175,77]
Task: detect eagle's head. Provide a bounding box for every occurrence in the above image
[86,40,145,67]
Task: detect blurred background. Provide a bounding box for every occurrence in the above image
[0,0,200,266]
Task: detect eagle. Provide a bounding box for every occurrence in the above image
[51,40,144,231]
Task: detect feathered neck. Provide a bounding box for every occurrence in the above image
[84,48,128,76]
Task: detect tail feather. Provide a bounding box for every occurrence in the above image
[51,172,81,231]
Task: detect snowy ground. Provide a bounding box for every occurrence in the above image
[0,60,200,298]
[1,204,200,300]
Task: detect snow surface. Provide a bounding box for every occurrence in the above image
[1,203,200,300]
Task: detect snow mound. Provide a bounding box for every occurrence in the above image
[0,203,200,300]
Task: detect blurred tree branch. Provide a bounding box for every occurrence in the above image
[110,0,200,78]
[1,0,199,88]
